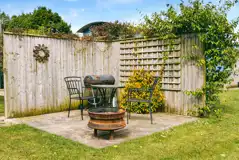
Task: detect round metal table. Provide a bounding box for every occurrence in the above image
[90,84,124,108]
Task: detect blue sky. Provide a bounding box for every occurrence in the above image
[0,0,239,33]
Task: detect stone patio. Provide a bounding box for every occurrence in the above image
[6,110,197,148]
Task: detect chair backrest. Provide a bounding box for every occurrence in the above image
[64,76,83,96]
[149,77,160,99]
[151,77,160,90]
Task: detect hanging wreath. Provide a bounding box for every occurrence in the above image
[33,44,50,63]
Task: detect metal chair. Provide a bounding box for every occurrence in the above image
[127,77,160,124]
[64,76,94,120]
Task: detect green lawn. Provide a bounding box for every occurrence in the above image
[0,90,239,160]
[0,96,4,115]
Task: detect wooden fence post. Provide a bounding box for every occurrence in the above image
[0,23,4,89]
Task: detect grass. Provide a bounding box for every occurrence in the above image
[0,90,239,160]
[0,96,4,115]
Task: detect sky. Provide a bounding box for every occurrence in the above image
[0,0,239,33]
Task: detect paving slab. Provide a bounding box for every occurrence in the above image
[5,110,197,148]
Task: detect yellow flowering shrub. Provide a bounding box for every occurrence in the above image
[120,69,165,114]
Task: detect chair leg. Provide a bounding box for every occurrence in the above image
[127,101,130,124]
[81,100,84,120]
[149,103,153,124]
[128,102,131,119]
[68,98,71,118]
[127,110,129,124]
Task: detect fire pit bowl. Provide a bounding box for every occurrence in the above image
[88,107,126,140]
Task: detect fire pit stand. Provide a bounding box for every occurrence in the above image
[94,128,114,140]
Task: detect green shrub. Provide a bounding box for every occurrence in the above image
[120,69,165,114]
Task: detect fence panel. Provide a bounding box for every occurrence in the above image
[3,33,205,117]
[120,34,205,114]
[3,33,120,117]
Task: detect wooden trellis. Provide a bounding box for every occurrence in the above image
[120,38,181,91]
[120,35,206,114]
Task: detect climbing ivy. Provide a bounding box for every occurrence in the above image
[139,0,239,116]
[184,88,204,99]
[181,54,205,67]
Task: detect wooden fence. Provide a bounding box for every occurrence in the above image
[3,33,120,117]
[3,33,205,117]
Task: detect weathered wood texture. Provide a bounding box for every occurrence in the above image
[3,33,120,117]
[3,33,205,117]
[120,37,181,90]
[120,34,205,114]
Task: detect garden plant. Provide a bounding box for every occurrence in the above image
[137,0,239,116]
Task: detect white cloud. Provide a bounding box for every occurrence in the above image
[107,0,141,4]
[61,8,82,32]
[64,0,78,2]
[6,3,11,9]
[97,0,142,5]
[122,12,147,24]
[96,0,142,10]
[2,3,33,16]
[69,9,78,17]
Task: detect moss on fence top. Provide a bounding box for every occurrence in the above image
[4,31,81,40]
[3,31,181,42]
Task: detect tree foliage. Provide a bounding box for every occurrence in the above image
[6,7,71,34]
[90,21,137,40]
[139,0,239,114]
[0,11,10,30]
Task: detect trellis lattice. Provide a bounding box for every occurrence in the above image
[120,38,181,91]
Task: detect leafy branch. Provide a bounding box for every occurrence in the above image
[181,54,205,67]
[184,88,205,99]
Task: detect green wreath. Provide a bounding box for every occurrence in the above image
[33,44,50,63]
